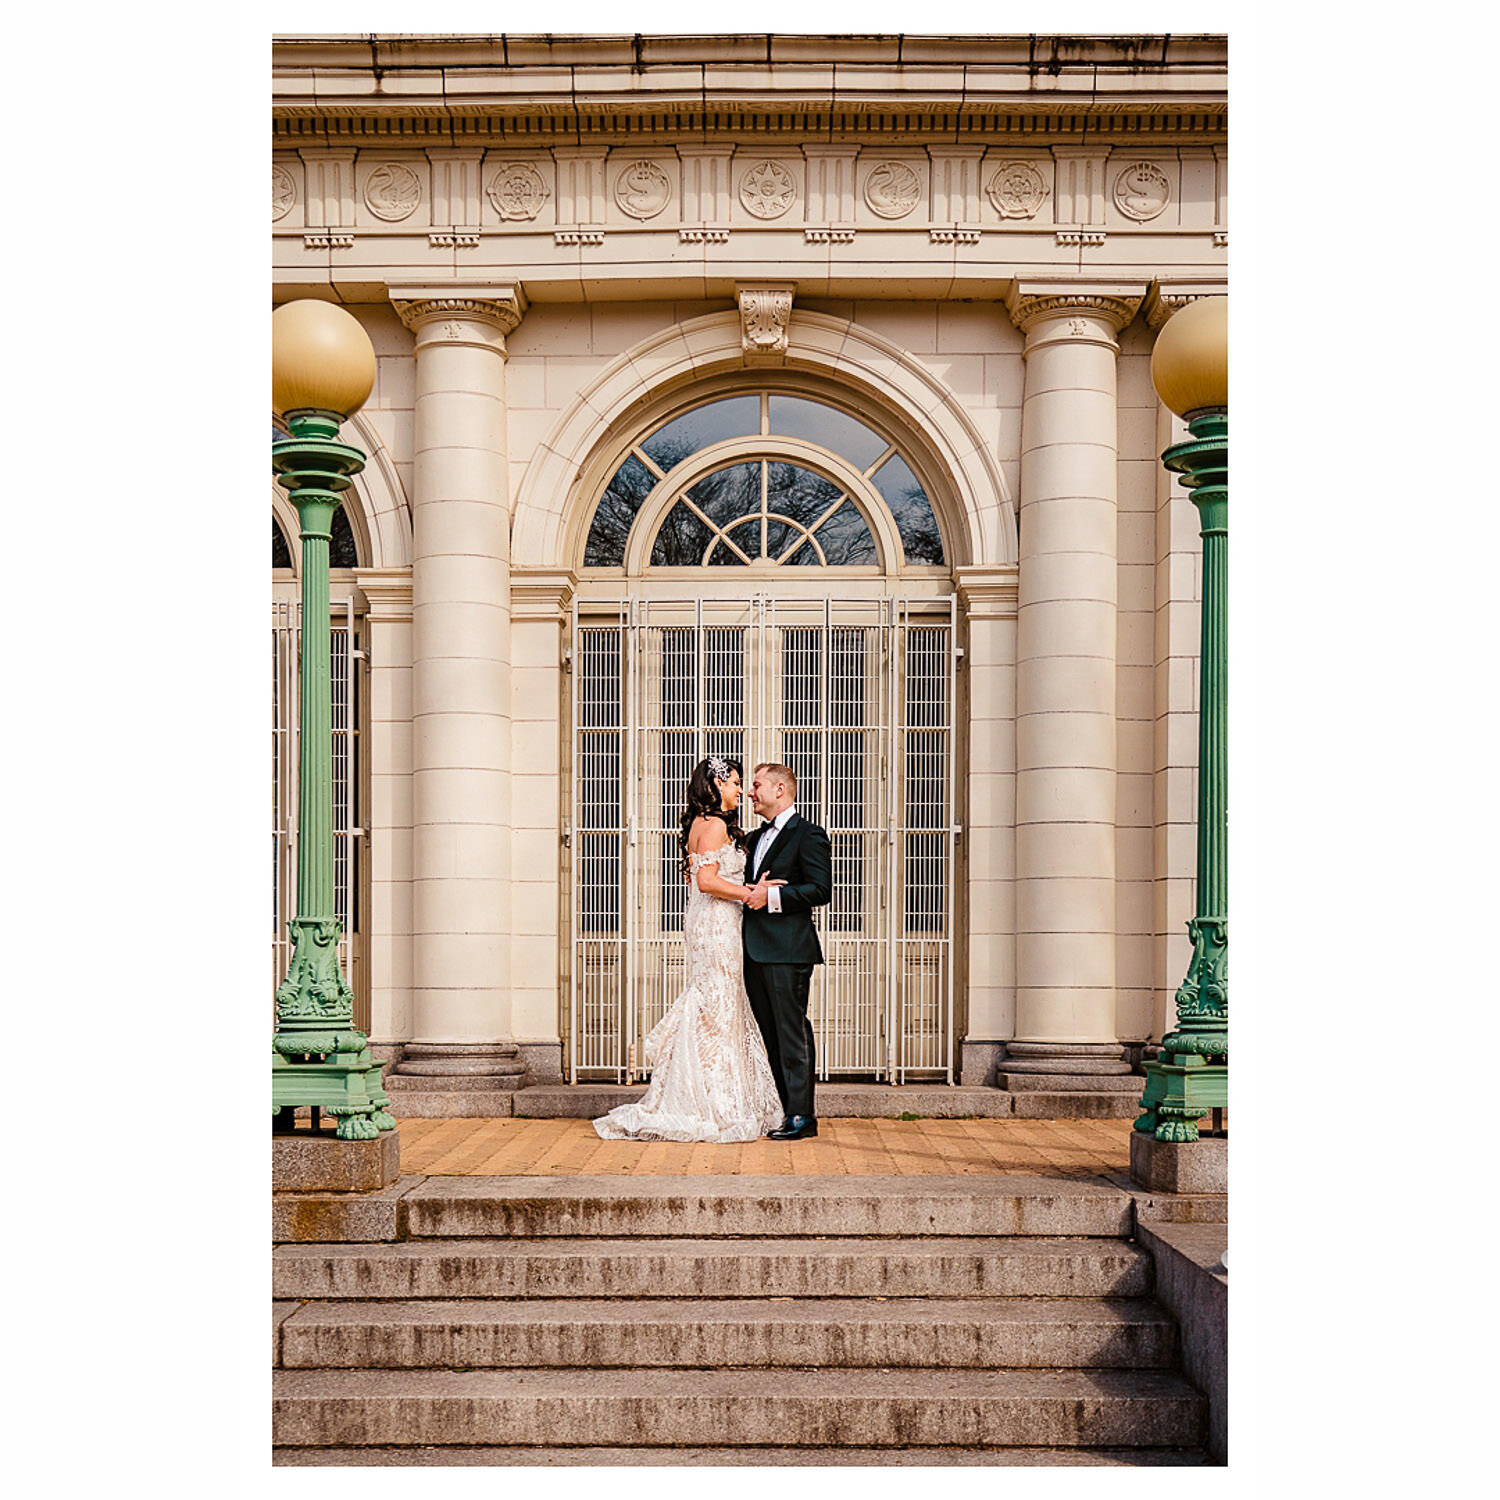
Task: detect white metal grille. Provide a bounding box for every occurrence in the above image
[271,597,365,1029]
[569,595,958,1082]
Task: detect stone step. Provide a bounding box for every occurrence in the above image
[397,1174,1134,1239]
[272,1367,1205,1449]
[387,1091,518,1119]
[1002,1073,1144,1093]
[273,1235,1152,1301]
[1009,1092,1144,1119]
[275,1444,1212,1466]
[514,1083,1016,1118]
[278,1296,1176,1371]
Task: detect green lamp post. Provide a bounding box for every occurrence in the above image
[1135,295,1229,1144]
[270,299,394,1141]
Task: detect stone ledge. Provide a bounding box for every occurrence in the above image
[1001,1073,1142,1093]
[1009,1092,1141,1119]
[389,1092,517,1118]
[1136,1220,1227,1463]
[273,1129,402,1193]
[1129,1133,1227,1195]
[272,1174,425,1244]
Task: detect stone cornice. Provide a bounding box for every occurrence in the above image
[388,285,527,336]
[1143,279,1228,331]
[1004,281,1146,334]
[273,35,1226,142]
[352,569,413,622]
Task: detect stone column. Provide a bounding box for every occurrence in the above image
[1000,282,1144,1094]
[351,568,414,1064]
[508,568,576,1087]
[386,285,529,1105]
[954,565,1019,1088]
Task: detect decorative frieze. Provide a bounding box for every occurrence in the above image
[553,148,608,226]
[272,164,297,222]
[1056,230,1106,246]
[1051,146,1110,227]
[1213,230,1228,247]
[300,150,357,230]
[987,160,1048,220]
[738,159,797,220]
[679,228,730,243]
[428,149,484,228]
[429,231,480,248]
[736,284,795,358]
[614,160,672,220]
[863,160,922,219]
[928,146,986,224]
[802,146,857,223]
[486,162,549,222]
[677,146,733,223]
[931,228,981,244]
[1112,161,1171,222]
[303,231,354,249]
[804,227,855,243]
[363,162,422,222]
[554,229,604,246]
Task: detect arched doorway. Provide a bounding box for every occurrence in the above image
[568,382,961,1084]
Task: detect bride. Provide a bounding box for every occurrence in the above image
[593,755,785,1143]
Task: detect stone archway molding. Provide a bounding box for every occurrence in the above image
[511,309,1015,570]
[344,409,413,570]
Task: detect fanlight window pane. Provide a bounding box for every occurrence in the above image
[273,519,293,569]
[803,502,876,566]
[585,454,657,566]
[687,462,761,527]
[766,461,842,529]
[871,455,945,564]
[650,503,715,567]
[641,396,759,471]
[768,396,888,471]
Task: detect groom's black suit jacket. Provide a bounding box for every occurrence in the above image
[742,812,833,966]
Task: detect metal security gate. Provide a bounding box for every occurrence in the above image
[569,595,958,1082]
[271,596,367,1031]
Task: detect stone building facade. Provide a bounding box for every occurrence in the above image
[271,34,1227,1105]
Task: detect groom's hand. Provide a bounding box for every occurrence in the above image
[744,877,769,910]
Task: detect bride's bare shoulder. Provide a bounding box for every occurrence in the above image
[687,815,731,853]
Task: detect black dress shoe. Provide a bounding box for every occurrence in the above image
[767,1115,818,1140]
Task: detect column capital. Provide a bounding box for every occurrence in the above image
[1142,279,1228,331]
[510,567,577,621]
[352,568,413,623]
[1004,280,1146,338]
[955,564,1019,620]
[388,284,528,341]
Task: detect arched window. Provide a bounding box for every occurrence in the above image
[583,391,946,571]
[273,519,293,569]
[272,423,364,570]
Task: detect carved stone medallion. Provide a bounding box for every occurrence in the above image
[863,161,921,218]
[1113,161,1171,222]
[615,161,672,219]
[486,162,549,221]
[986,161,1047,220]
[363,162,422,222]
[272,164,296,222]
[738,160,797,220]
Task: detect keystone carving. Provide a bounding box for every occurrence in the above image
[737,285,794,356]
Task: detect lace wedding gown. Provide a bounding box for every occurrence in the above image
[593,842,784,1143]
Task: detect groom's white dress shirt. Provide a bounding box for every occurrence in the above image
[753,805,797,913]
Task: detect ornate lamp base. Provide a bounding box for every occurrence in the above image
[272,1045,394,1140]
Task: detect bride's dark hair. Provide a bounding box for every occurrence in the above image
[678,756,749,877]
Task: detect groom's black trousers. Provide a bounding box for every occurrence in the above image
[744,961,816,1119]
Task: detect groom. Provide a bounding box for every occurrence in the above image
[742,762,832,1141]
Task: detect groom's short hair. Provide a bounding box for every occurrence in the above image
[754,761,797,797]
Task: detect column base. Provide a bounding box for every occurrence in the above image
[386,1042,528,1117]
[999,1040,1132,1086]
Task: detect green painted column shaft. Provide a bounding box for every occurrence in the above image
[295,493,336,922]
[271,410,366,1053]
[1136,408,1228,1144]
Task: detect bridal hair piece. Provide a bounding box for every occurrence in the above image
[678,755,749,876]
[708,755,732,782]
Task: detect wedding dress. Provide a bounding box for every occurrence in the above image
[593,841,784,1143]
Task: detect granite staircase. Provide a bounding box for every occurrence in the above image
[273,1175,1209,1465]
